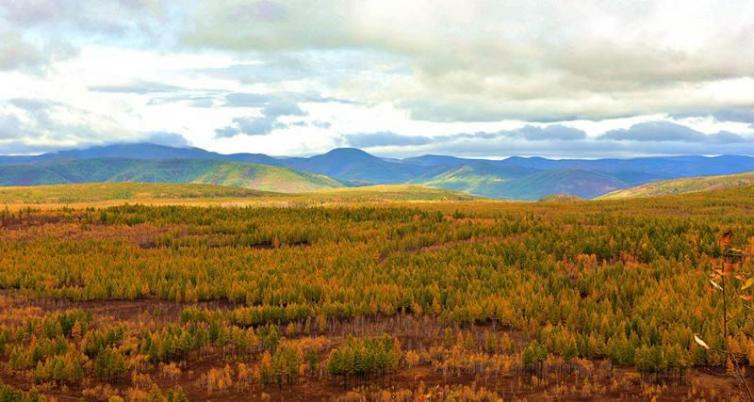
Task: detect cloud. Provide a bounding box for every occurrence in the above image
[708,131,747,144]
[672,107,754,123]
[147,94,217,107]
[178,1,754,122]
[215,95,310,137]
[141,131,190,147]
[8,98,60,127]
[0,31,46,71]
[9,98,52,111]
[90,80,185,94]
[600,121,709,142]
[312,121,331,129]
[0,30,76,73]
[598,121,750,145]
[0,114,22,139]
[0,140,77,155]
[223,92,272,107]
[712,108,754,123]
[234,115,280,136]
[222,91,352,108]
[344,132,433,148]
[215,115,286,137]
[214,126,241,138]
[513,125,586,141]
[261,99,305,117]
[2,0,754,157]
[0,0,171,39]
[0,98,120,147]
[198,61,311,84]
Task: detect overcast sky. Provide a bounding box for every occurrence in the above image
[1,0,753,158]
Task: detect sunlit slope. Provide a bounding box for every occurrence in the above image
[0,159,344,193]
[0,182,274,204]
[189,162,343,192]
[304,184,479,202]
[421,166,626,200]
[598,171,754,199]
[0,183,478,205]
[420,165,512,195]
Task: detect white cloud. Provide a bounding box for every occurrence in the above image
[0,0,753,157]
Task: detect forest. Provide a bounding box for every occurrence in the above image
[0,186,753,401]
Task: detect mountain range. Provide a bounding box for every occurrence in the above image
[0,142,753,200]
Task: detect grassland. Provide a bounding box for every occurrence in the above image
[599,171,754,199]
[0,182,477,209]
[0,182,274,204]
[297,184,478,202]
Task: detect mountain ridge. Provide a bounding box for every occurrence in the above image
[0,158,343,193]
[2,142,754,200]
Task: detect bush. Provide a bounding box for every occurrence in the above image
[94,348,127,381]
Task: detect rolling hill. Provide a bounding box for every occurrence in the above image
[2,143,754,200]
[282,148,442,185]
[419,164,520,196]
[0,182,477,205]
[495,169,627,200]
[598,171,754,199]
[0,143,281,166]
[0,159,343,193]
[304,184,477,202]
[419,165,625,200]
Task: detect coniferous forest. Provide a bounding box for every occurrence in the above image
[0,186,752,401]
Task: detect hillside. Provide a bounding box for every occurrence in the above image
[303,184,478,202]
[0,143,282,166]
[598,171,754,199]
[0,159,343,193]
[0,182,273,204]
[3,143,754,200]
[496,169,627,200]
[419,164,516,196]
[283,148,441,184]
[421,165,625,200]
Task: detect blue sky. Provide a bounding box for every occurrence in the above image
[0,0,753,158]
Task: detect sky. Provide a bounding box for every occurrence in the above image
[0,0,753,159]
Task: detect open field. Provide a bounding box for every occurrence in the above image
[0,183,275,204]
[0,184,753,401]
[0,183,477,210]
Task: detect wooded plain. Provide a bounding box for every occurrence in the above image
[0,183,752,401]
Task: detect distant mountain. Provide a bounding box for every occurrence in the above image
[401,154,471,168]
[2,143,754,200]
[598,171,754,200]
[283,148,443,185]
[496,155,754,184]
[495,169,627,200]
[0,159,343,193]
[418,163,537,196]
[0,143,282,166]
[421,166,626,200]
